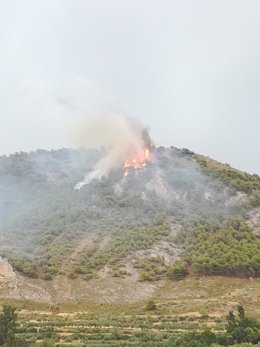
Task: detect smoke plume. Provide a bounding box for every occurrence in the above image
[74,111,152,189]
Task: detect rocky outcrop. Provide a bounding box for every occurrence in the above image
[0,257,15,278]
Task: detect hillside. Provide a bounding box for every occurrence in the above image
[0,146,259,305]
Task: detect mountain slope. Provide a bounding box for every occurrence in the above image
[0,146,259,303]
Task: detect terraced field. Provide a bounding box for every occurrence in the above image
[1,276,259,346]
[16,310,225,346]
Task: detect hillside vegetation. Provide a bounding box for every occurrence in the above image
[175,216,260,278]
[0,147,259,289]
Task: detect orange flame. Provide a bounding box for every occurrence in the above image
[124,147,152,177]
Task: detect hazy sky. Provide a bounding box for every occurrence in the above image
[0,0,260,173]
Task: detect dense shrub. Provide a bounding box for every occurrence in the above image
[168,261,189,280]
[178,216,260,277]
[195,155,260,195]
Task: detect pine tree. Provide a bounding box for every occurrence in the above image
[0,305,17,347]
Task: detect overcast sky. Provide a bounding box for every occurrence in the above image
[0,0,259,173]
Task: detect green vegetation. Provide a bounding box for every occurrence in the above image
[0,304,258,346]
[70,223,171,279]
[0,148,259,346]
[39,339,55,347]
[225,305,260,345]
[0,304,17,347]
[166,305,260,346]
[168,260,189,280]
[176,216,260,277]
[145,299,157,311]
[7,257,38,278]
[136,256,167,281]
[195,155,260,198]
[0,147,259,287]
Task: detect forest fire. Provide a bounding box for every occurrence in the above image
[74,115,155,189]
[124,146,153,177]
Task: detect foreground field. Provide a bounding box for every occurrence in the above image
[1,276,259,346]
[14,310,225,346]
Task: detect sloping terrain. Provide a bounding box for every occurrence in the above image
[1,276,259,346]
[0,147,259,304]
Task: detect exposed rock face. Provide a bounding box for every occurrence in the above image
[0,257,15,278]
[247,207,260,234]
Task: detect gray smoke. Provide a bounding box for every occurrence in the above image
[74,111,152,189]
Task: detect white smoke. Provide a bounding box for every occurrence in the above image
[74,111,152,190]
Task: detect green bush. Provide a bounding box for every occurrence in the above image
[168,261,189,280]
[179,217,260,277]
[145,300,157,311]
